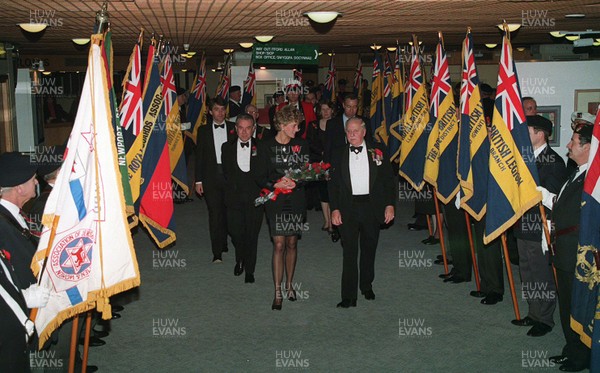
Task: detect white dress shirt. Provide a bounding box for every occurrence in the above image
[0,199,27,229]
[349,141,369,195]
[212,121,228,164]
[237,139,251,172]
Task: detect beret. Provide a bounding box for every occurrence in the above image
[0,152,37,187]
[526,115,553,137]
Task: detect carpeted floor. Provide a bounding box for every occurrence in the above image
[84,197,567,373]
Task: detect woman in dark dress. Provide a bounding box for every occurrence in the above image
[257,106,310,310]
[307,100,336,233]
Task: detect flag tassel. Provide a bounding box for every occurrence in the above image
[501,232,521,320]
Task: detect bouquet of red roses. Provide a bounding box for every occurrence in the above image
[255,162,331,206]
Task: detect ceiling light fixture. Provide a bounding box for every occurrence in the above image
[42,71,51,75]
[565,14,585,18]
[239,42,254,48]
[565,35,581,41]
[254,35,274,43]
[17,23,48,33]
[187,51,196,56]
[72,38,91,45]
[549,31,566,37]
[408,41,422,46]
[497,23,521,32]
[485,43,498,49]
[370,44,382,50]
[303,11,341,24]
[516,47,526,52]
[386,47,397,52]
[223,48,234,54]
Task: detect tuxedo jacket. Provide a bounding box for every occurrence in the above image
[0,205,37,287]
[324,115,371,163]
[221,138,262,207]
[552,170,586,272]
[514,145,568,241]
[328,143,396,224]
[195,118,236,188]
[276,101,317,139]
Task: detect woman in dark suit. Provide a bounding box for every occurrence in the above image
[257,106,309,310]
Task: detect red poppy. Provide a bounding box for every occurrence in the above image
[291,145,301,153]
[1,249,11,262]
[375,148,383,157]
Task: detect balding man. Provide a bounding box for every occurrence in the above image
[329,118,395,308]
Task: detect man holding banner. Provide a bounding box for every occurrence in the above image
[538,117,593,371]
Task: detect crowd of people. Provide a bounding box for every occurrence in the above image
[1,77,597,372]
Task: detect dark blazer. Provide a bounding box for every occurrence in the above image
[328,143,396,224]
[0,205,37,287]
[514,145,568,241]
[324,115,371,163]
[552,170,586,272]
[0,251,30,373]
[255,126,272,142]
[228,100,242,119]
[221,138,262,207]
[195,118,236,188]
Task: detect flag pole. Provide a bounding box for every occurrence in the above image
[81,311,93,373]
[464,212,481,291]
[29,215,60,322]
[426,215,433,237]
[501,232,521,320]
[538,203,559,291]
[68,315,79,373]
[432,188,449,274]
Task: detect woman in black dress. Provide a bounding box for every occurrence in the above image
[257,106,310,310]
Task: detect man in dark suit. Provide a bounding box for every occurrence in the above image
[228,85,242,121]
[221,114,263,283]
[512,115,568,337]
[329,118,395,308]
[195,97,236,263]
[324,93,372,163]
[538,119,593,372]
[244,103,271,141]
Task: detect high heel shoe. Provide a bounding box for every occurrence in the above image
[272,291,283,310]
[287,289,297,302]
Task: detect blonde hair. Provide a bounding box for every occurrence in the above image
[274,105,301,132]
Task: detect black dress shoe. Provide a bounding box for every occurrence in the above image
[434,258,453,265]
[559,360,588,372]
[272,298,282,311]
[86,366,99,373]
[511,316,535,326]
[481,293,503,305]
[234,262,244,276]
[245,274,255,283]
[362,290,375,300]
[422,236,440,245]
[93,330,109,338]
[470,290,486,298]
[79,336,106,347]
[527,322,552,337]
[331,230,340,243]
[407,223,427,231]
[443,275,467,283]
[212,255,222,264]
[336,299,357,308]
[287,289,297,302]
[111,312,121,320]
[112,305,124,312]
[549,355,568,364]
[438,268,456,279]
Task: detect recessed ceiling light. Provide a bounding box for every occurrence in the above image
[565,14,585,18]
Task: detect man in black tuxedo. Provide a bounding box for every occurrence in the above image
[329,118,395,308]
[195,97,236,263]
[244,104,271,141]
[221,114,263,283]
[511,115,568,337]
[538,119,593,372]
[228,85,242,121]
[324,93,372,163]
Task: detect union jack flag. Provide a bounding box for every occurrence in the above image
[216,55,231,101]
[406,45,422,111]
[383,54,393,98]
[161,53,177,116]
[293,69,303,85]
[430,41,451,118]
[353,57,362,93]
[496,37,526,131]
[323,55,336,101]
[241,62,256,108]
[460,33,477,116]
[191,56,206,101]
[119,43,143,135]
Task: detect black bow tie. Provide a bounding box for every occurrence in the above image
[214,123,225,129]
[350,145,363,154]
[240,141,249,148]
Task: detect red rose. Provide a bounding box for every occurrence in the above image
[321,162,331,170]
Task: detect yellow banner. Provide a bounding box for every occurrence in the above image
[424,94,458,187]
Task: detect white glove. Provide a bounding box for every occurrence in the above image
[541,219,552,254]
[454,193,461,210]
[22,284,51,308]
[24,319,35,342]
[180,122,191,131]
[536,186,555,210]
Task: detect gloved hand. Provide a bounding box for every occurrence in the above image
[454,193,461,210]
[541,219,552,254]
[536,186,555,210]
[24,319,35,342]
[22,284,51,308]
